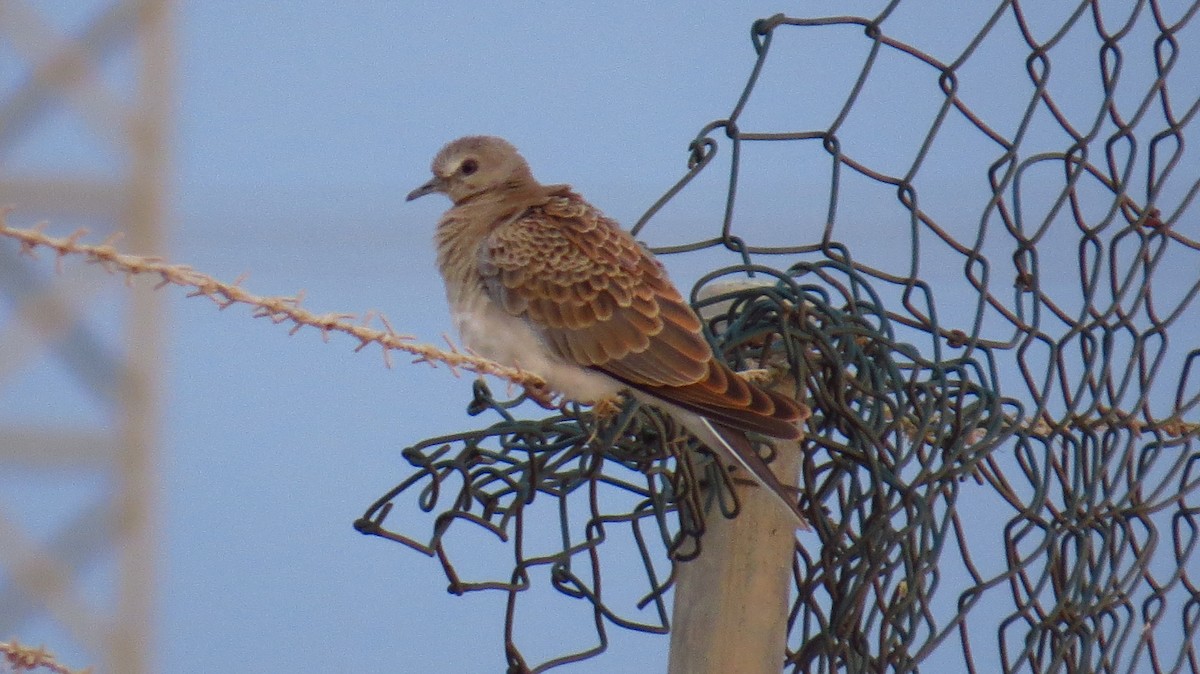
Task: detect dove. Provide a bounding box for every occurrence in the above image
[407,135,810,529]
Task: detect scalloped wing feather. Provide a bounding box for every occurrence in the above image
[479,191,805,438]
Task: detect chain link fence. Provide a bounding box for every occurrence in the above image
[357,3,1200,672]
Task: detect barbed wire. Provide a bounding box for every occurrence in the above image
[0,640,87,674]
[0,217,547,389]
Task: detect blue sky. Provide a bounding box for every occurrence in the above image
[2,2,1197,673]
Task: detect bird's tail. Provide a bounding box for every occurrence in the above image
[676,412,811,530]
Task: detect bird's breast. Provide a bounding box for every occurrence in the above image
[451,294,541,366]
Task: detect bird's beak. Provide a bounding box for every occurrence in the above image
[406,176,443,202]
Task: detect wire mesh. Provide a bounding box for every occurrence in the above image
[358,3,1200,672]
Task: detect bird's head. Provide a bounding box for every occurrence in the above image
[406,135,534,205]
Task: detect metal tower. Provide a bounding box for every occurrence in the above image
[0,1,171,672]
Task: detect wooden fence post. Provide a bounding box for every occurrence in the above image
[666,434,800,673]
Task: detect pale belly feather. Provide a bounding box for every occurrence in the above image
[452,296,623,403]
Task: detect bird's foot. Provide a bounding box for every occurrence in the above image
[735,368,774,384]
[522,382,561,410]
[589,397,624,421]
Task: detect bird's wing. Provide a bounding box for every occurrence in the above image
[479,191,710,386]
[479,191,804,438]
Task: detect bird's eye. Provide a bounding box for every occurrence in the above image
[460,159,478,176]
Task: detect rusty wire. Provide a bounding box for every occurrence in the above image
[359,3,1200,672]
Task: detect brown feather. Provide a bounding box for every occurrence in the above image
[631,370,805,440]
[480,189,805,440]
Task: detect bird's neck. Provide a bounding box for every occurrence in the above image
[435,182,563,308]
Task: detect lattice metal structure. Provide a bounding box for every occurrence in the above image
[358,3,1200,672]
[0,1,171,673]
